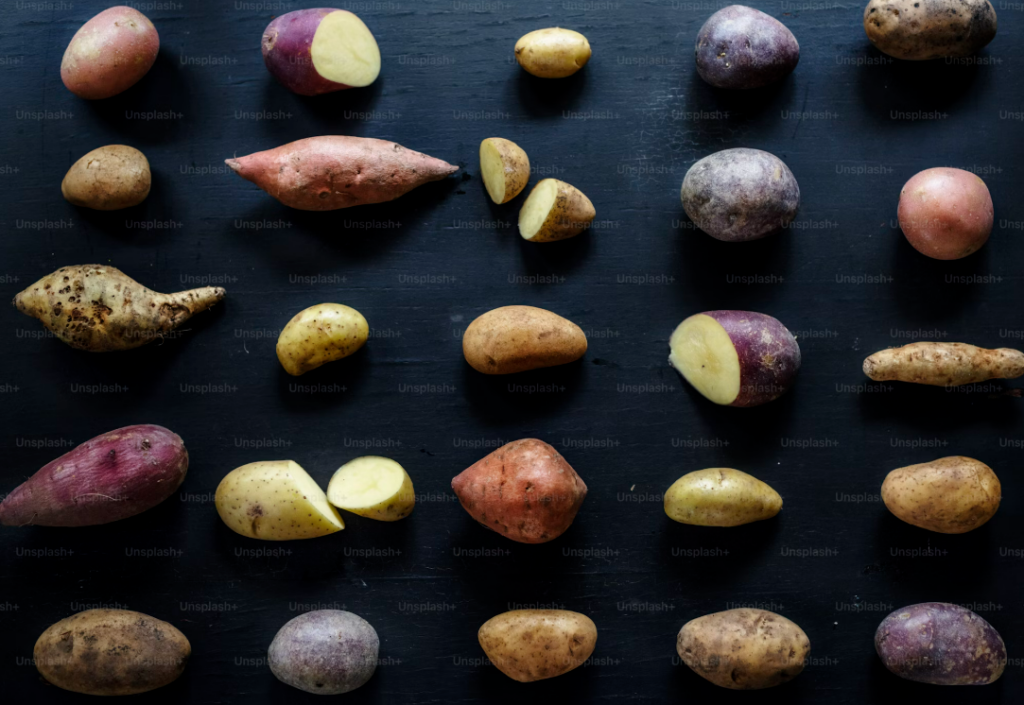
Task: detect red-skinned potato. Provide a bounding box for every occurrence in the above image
[61,6,160,100]
[452,439,587,544]
[898,167,993,260]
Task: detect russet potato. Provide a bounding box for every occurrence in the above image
[479,609,597,682]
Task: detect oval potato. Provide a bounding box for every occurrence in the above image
[277,303,368,376]
[664,468,782,527]
[898,167,993,260]
[61,6,160,100]
[882,456,1000,533]
[269,610,379,694]
[695,6,799,89]
[864,0,997,60]
[61,145,151,211]
[479,609,597,682]
[463,305,587,375]
[515,27,591,78]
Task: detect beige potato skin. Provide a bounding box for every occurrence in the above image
[882,456,1000,534]
[519,179,596,242]
[677,608,810,690]
[277,303,369,376]
[664,468,782,527]
[35,609,190,696]
[863,342,1024,386]
[478,609,597,682]
[864,0,997,60]
[463,305,587,374]
[62,145,151,210]
[515,28,592,78]
[479,137,530,204]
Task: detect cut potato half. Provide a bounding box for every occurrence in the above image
[518,178,595,242]
[480,138,530,204]
[669,314,741,405]
[328,456,415,521]
[310,11,381,88]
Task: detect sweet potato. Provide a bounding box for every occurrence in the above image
[0,425,187,527]
[226,136,459,211]
[863,342,1024,386]
[451,439,587,544]
[14,264,225,352]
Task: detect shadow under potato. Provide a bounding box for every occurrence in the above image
[276,344,370,413]
[459,358,587,424]
[514,69,588,119]
[258,75,386,139]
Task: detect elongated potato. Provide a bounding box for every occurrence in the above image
[519,179,595,242]
[277,303,368,376]
[864,0,997,60]
[480,138,530,204]
[863,342,1024,387]
[664,468,781,527]
[327,456,415,521]
[677,608,810,689]
[479,609,597,682]
[515,28,591,78]
[463,305,587,375]
[61,145,151,210]
[61,6,160,100]
[882,456,1000,534]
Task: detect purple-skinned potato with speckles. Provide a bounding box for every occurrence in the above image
[269,610,379,694]
[695,6,799,89]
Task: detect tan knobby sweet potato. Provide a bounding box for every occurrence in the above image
[863,342,1024,386]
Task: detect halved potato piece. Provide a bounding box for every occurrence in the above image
[327,456,415,521]
[310,11,381,87]
[480,138,530,204]
[518,178,595,242]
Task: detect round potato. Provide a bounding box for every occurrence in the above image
[480,137,530,204]
[276,303,368,376]
[882,456,1000,534]
[61,145,151,211]
[515,27,591,78]
[463,305,587,375]
[864,0,997,60]
[328,456,415,521]
[695,6,799,89]
[61,6,160,100]
[269,610,379,694]
[681,148,800,242]
[897,167,993,260]
[664,468,782,526]
[479,609,597,682]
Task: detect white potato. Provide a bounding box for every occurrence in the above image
[276,303,368,376]
[327,456,415,521]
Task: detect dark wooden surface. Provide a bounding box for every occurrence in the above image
[1,1,1023,702]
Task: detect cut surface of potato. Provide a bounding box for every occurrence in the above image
[479,138,529,204]
[310,11,381,87]
[519,178,558,237]
[328,456,415,521]
[669,314,740,405]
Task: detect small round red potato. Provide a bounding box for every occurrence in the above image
[897,167,993,260]
[61,6,160,100]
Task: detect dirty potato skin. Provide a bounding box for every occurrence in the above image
[518,178,596,242]
[695,6,800,89]
[479,610,597,682]
[463,305,587,374]
[13,265,226,352]
[514,28,592,78]
[61,6,160,100]
[34,609,190,696]
[863,342,1024,386]
[269,610,379,694]
[876,603,1006,685]
[664,468,782,527]
[864,0,997,60]
[61,145,151,210]
[677,608,810,689]
[276,303,368,376]
[898,167,993,260]
[451,438,587,544]
[882,456,1000,534]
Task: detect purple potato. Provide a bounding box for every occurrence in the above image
[695,5,799,89]
[269,610,379,694]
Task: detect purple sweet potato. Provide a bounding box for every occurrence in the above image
[669,310,801,407]
[695,5,799,89]
[0,425,187,527]
[875,602,1006,685]
[269,610,379,694]
[262,9,380,96]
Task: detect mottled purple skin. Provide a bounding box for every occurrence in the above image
[269,610,379,695]
[262,9,352,96]
[695,6,799,89]
[0,425,187,527]
[876,603,1006,685]
[681,148,800,242]
[707,310,801,407]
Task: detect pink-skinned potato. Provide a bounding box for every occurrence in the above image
[61,6,160,100]
[226,136,459,211]
[452,439,587,544]
[898,167,993,260]
[262,9,381,96]
[670,310,801,407]
[0,425,187,527]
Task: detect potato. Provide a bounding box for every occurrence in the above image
[681,148,800,242]
[479,609,597,682]
[276,303,368,376]
[863,342,1024,386]
[215,460,344,540]
[897,167,993,260]
[876,603,1006,685]
[882,456,1000,534]
[262,9,381,96]
[695,6,799,89]
[677,608,810,689]
[452,438,587,544]
[514,28,591,78]
[864,0,997,60]
[35,609,189,696]
[463,305,587,375]
[61,145,151,211]
[269,610,379,694]
[480,138,530,204]
[669,311,801,407]
[61,6,160,100]
[518,178,596,242]
[327,456,415,521]
[664,468,781,527]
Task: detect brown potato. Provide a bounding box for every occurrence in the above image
[864,0,997,60]
[61,145,151,211]
[514,28,591,78]
[898,167,993,260]
[478,609,597,682]
[462,305,587,375]
[882,456,1000,534]
[519,178,596,242]
[479,137,530,204]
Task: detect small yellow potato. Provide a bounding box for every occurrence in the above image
[463,305,587,375]
[276,303,369,376]
[518,178,596,242]
[479,137,530,204]
[882,456,1001,534]
[327,456,415,521]
[515,27,591,78]
[215,460,344,540]
[61,145,151,211]
[664,468,782,527]
[478,609,597,682]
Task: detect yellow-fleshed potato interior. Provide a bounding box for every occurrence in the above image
[669,314,740,405]
[310,11,381,87]
[328,456,413,518]
[480,140,508,203]
[518,178,559,239]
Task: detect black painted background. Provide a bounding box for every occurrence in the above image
[1,0,1024,702]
